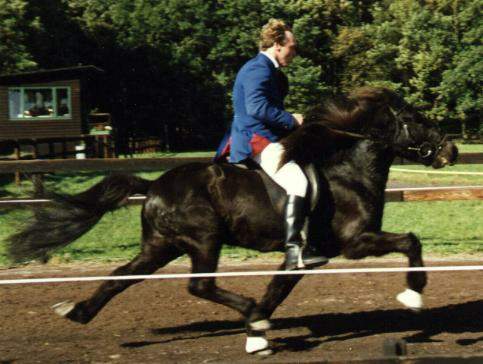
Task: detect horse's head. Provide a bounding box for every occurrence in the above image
[352,87,458,169]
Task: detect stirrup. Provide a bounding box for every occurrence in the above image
[301,245,329,268]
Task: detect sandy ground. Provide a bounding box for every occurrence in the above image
[0,259,482,363]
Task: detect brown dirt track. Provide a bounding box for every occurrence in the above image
[1,259,482,363]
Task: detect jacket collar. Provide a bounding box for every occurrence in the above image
[259,51,279,69]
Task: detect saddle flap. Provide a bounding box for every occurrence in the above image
[225,161,320,214]
[255,163,319,214]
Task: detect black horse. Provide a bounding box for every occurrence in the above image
[8,87,458,355]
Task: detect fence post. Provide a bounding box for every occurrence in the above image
[14,141,21,186]
[32,139,39,159]
[48,142,55,158]
[102,135,110,158]
[32,174,45,198]
[61,140,67,159]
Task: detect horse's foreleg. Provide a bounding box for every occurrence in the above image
[53,242,182,324]
[247,264,304,329]
[342,231,426,310]
[244,264,304,354]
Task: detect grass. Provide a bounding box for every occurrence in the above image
[0,147,481,266]
[121,151,215,158]
[0,199,481,267]
[382,200,482,255]
[456,143,483,153]
[388,163,483,186]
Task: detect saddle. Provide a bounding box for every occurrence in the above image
[230,160,320,215]
[211,160,338,258]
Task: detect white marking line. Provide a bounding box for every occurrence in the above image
[391,168,483,176]
[1,265,482,285]
[386,185,483,192]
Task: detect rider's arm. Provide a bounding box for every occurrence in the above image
[243,64,295,131]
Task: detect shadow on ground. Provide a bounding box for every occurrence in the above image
[121,300,483,353]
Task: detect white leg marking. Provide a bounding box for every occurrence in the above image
[245,336,272,355]
[52,301,75,317]
[396,289,423,311]
[249,319,271,331]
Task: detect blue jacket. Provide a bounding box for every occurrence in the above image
[215,53,295,162]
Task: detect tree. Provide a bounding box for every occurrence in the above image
[332,0,482,136]
[0,0,38,73]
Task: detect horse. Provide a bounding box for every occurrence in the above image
[7,87,458,355]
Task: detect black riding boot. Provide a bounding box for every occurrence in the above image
[284,195,327,270]
[285,195,327,270]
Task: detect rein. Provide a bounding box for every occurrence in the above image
[326,105,446,160]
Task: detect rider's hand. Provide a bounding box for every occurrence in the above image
[292,113,304,126]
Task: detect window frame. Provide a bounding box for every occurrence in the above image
[8,86,72,121]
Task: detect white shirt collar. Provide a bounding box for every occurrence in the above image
[260,51,279,68]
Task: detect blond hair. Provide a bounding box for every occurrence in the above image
[259,19,292,51]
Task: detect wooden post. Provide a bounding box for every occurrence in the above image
[48,142,55,158]
[32,174,45,198]
[94,136,100,157]
[61,140,67,159]
[14,142,21,186]
[102,135,110,158]
[32,139,39,159]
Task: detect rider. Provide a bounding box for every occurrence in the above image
[215,19,327,270]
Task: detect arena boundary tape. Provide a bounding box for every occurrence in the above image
[1,265,482,285]
[1,186,482,206]
[390,167,483,176]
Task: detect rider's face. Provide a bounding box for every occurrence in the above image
[275,31,297,67]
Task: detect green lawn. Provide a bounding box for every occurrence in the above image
[388,164,483,186]
[0,147,481,266]
[456,143,483,153]
[0,199,481,266]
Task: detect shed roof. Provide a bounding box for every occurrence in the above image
[0,65,104,85]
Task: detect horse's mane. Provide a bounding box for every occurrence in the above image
[279,87,394,167]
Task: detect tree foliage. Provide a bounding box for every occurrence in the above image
[1,0,481,147]
[0,0,38,73]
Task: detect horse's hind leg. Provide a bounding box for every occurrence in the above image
[53,240,182,324]
[343,231,426,310]
[186,238,256,316]
[183,237,268,353]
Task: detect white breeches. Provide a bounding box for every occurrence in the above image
[252,142,308,197]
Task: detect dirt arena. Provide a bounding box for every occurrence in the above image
[1,259,482,363]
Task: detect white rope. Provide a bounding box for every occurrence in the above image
[1,265,482,285]
[390,167,483,176]
[2,186,482,206]
[386,185,483,192]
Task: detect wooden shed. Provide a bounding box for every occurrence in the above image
[0,65,104,140]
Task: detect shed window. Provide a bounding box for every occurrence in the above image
[8,87,71,119]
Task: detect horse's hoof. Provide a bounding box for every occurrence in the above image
[396,289,423,311]
[52,300,75,317]
[249,319,271,331]
[245,335,272,355]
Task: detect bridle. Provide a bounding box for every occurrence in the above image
[389,104,446,160]
[327,103,447,161]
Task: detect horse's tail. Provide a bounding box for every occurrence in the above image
[7,174,152,263]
